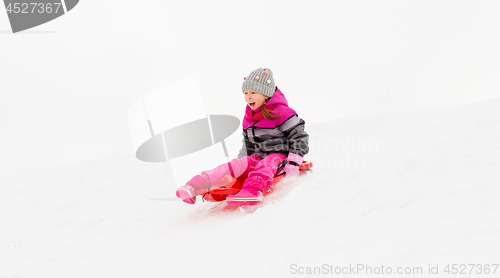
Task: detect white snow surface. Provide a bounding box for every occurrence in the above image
[2,98,500,278]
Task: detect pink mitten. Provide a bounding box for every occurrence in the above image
[284,153,303,177]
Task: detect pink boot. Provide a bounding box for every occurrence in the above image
[226,189,264,206]
[176,185,196,205]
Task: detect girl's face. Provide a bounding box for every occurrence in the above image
[244,90,269,110]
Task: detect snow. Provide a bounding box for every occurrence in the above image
[2,1,500,276]
[2,98,500,277]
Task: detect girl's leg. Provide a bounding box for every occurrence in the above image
[187,154,261,190]
[241,153,287,194]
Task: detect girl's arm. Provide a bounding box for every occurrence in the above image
[283,115,309,157]
[280,115,309,177]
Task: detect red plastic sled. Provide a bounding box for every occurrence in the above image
[195,161,313,202]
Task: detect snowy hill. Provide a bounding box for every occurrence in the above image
[2,98,500,277]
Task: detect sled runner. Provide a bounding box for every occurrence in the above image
[195,160,313,202]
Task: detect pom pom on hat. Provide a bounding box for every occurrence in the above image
[241,67,276,97]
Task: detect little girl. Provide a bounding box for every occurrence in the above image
[176,67,309,206]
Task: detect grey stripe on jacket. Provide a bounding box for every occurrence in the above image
[237,115,309,159]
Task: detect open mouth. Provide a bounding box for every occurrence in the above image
[249,102,255,108]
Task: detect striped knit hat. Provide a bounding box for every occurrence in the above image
[242,67,276,98]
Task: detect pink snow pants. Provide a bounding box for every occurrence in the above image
[196,153,287,194]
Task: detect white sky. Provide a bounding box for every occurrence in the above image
[1,0,500,173]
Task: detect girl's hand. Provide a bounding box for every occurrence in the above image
[284,153,303,177]
[284,163,299,177]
